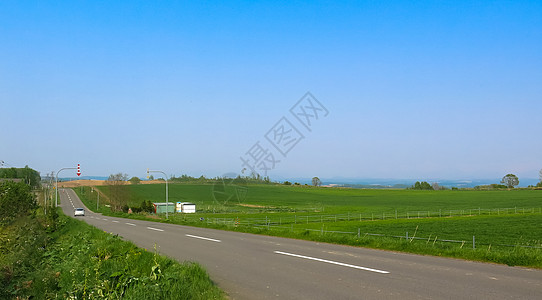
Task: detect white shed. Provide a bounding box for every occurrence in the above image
[176,202,196,213]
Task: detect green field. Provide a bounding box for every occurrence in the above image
[75,183,542,267]
[91,183,542,212]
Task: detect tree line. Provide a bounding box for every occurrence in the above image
[410,171,542,190]
[0,166,41,188]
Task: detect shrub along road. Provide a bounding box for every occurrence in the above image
[60,189,541,300]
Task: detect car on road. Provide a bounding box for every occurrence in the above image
[74,208,85,216]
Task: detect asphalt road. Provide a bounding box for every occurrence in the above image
[59,189,541,299]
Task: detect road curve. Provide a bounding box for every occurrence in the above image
[59,189,541,299]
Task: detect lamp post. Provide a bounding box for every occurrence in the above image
[55,167,77,207]
[147,169,169,219]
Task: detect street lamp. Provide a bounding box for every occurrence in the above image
[55,167,77,207]
[147,169,169,219]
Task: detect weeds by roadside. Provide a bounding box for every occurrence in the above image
[0,209,224,299]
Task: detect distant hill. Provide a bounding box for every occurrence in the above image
[284,177,540,189]
[52,176,540,189]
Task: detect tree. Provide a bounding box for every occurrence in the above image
[411,181,433,190]
[501,174,519,189]
[106,173,129,211]
[312,177,322,187]
[129,176,141,185]
[539,169,542,183]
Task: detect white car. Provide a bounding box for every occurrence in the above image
[74,208,85,217]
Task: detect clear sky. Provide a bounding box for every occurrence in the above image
[1,1,541,181]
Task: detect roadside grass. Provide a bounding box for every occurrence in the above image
[0,208,224,299]
[49,214,224,300]
[74,184,542,268]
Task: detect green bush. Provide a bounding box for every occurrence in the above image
[0,216,50,298]
[141,200,155,213]
[0,181,37,225]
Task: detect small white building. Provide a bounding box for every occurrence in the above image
[176,202,196,213]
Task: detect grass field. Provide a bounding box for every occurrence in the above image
[75,183,542,267]
[86,183,542,213]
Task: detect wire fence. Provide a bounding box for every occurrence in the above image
[201,206,542,227]
[200,219,542,249]
[190,206,542,250]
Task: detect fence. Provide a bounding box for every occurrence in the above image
[191,206,542,250]
[201,206,542,227]
[199,219,542,249]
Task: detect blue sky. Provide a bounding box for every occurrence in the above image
[1,1,541,181]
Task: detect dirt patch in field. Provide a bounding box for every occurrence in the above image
[57,180,164,187]
[57,180,106,187]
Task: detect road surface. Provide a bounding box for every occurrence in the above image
[59,189,541,299]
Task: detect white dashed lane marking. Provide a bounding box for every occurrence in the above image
[274,251,390,274]
[147,227,164,232]
[185,234,221,243]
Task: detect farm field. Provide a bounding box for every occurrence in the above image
[94,183,542,213]
[75,183,542,267]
